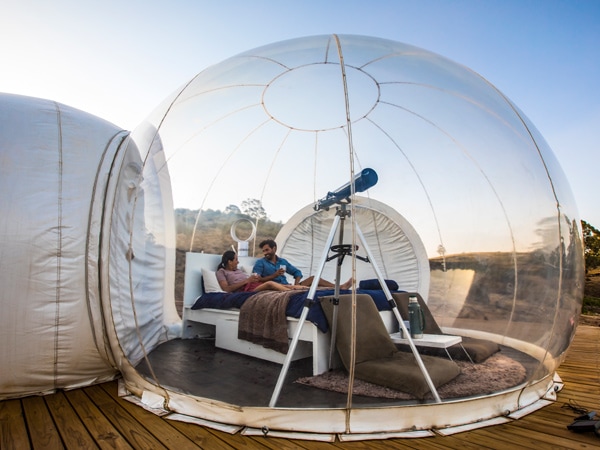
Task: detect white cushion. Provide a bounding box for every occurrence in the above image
[202,268,224,293]
[239,264,252,274]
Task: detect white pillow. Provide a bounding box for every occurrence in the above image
[202,268,224,293]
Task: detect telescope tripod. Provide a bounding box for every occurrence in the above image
[269,203,441,407]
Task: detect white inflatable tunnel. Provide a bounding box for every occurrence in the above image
[0,93,180,400]
[0,93,127,398]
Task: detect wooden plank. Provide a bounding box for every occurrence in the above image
[21,395,64,449]
[0,399,31,450]
[45,391,98,449]
[557,388,600,406]
[498,421,590,448]
[97,383,200,450]
[513,414,600,446]
[166,420,245,450]
[448,428,539,450]
[471,427,551,449]
[284,438,362,450]
[83,384,167,449]
[244,435,330,450]
[347,436,461,450]
[531,407,585,425]
[63,388,133,450]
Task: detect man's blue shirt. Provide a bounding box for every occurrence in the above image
[253,257,302,285]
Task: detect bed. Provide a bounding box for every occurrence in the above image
[181,252,399,375]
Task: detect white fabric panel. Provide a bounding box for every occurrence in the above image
[0,93,125,399]
[276,197,430,298]
[105,124,178,366]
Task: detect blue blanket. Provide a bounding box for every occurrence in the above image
[191,289,399,333]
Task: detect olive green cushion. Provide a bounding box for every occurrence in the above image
[321,294,397,367]
[321,294,460,399]
[355,353,461,399]
[449,336,500,363]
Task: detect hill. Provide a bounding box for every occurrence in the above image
[173,208,284,310]
[172,210,600,326]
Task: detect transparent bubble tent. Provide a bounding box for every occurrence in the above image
[0,34,585,439]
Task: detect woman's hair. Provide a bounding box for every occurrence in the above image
[218,250,236,270]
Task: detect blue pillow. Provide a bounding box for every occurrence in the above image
[359,279,399,291]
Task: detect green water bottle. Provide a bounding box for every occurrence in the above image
[408,296,424,339]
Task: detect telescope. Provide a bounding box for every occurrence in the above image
[314,168,378,211]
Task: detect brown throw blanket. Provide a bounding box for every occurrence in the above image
[238,290,295,354]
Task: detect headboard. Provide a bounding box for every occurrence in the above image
[183,252,260,308]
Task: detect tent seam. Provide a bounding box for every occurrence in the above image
[52,101,64,390]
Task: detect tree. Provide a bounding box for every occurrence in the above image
[224,204,241,215]
[241,198,267,221]
[582,220,600,271]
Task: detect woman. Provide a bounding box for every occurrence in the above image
[216,251,306,293]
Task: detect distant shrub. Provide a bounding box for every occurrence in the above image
[582,295,600,315]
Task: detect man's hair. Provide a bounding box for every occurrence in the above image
[259,239,277,249]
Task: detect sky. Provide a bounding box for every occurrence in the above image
[1,0,599,227]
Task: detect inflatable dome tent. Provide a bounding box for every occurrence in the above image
[0,34,584,439]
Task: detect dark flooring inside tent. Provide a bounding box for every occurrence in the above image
[135,336,540,408]
[135,337,388,408]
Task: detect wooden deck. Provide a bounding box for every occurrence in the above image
[2,325,600,449]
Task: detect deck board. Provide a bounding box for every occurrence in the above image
[63,386,134,450]
[0,399,32,450]
[21,395,65,449]
[166,420,242,450]
[83,384,169,449]
[98,383,208,450]
[45,392,97,449]
[3,324,600,449]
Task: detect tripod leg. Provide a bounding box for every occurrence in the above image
[328,297,340,369]
[269,214,342,407]
[354,223,442,403]
[328,212,346,368]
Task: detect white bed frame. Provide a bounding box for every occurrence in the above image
[181,251,396,376]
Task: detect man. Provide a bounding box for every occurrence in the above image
[253,239,352,289]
